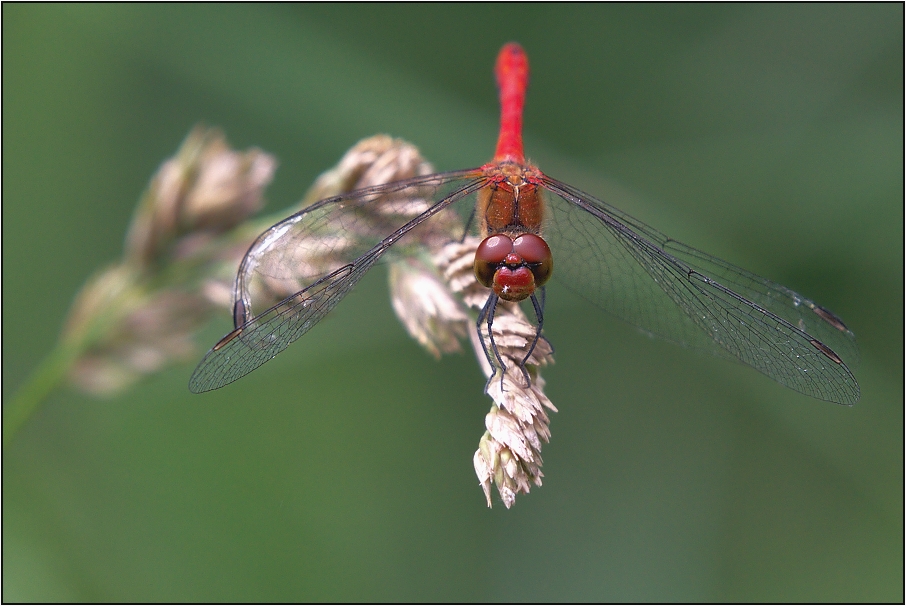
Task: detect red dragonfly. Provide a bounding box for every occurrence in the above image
[189,43,859,405]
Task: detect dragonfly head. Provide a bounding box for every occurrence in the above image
[474,233,552,302]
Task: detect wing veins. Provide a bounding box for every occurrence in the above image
[541,177,857,404]
[190,176,488,392]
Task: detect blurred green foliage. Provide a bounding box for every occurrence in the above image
[3,4,902,601]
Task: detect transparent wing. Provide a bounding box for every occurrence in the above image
[189,170,488,393]
[539,176,859,405]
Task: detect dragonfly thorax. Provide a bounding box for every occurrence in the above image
[477,162,545,235]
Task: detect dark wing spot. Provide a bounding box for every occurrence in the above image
[812,304,850,332]
[233,299,249,327]
[810,338,843,364]
[213,326,244,351]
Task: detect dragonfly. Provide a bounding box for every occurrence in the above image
[189,43,859,405]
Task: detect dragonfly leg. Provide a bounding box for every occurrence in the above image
[519,287,546,378]
[476,293,508,386]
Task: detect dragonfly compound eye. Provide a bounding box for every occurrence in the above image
[474,235,513,287]
[514,233,553,287]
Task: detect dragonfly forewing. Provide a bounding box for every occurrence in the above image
[189,171,488,392]
[538,176,859,405]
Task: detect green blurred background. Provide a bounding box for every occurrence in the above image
[3,4,902,602]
